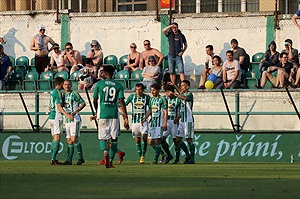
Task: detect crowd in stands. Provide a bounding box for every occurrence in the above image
[0,22,300,91]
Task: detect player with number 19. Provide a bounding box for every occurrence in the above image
[91,65,129,168]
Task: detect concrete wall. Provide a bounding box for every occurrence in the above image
[0,91,299,131]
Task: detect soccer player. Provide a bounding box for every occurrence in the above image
[169,80,194,164]
[125,83,150,164]
[62,80,86,165]
[49,77,73,165]
[162,84,181,164]
[91,64,129,168]
[142,83,167,164]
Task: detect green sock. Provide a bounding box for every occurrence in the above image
[136,143,142,157]
[99,140,108,153]
[67,144,74,162]
[161,141,171,156]
[51,140,60,160]
[188,142,195,161]
[154,145,162,162]
[74,142,83,160]
[175,144,180,162]
[110,141,118,162]
[180,141,190,157]
[141,141,147,156]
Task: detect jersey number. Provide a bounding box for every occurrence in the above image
[103,86,116,102]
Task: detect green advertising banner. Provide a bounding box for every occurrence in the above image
[1,133,299,163]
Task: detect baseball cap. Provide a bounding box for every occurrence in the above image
[148,55,155,61]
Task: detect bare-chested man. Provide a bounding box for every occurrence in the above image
[62,42,83,74]
[139,40,164,69]
[30,25,55,74]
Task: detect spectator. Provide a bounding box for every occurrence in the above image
[291,53,300,88]
[217,50,242,89]
[141,55,160,90]
[210,55,223,88]
[256,52,294,89]
[46,43,69,73]
[124,43,141,72]
[198,45,218,89]
[230,38,250,72]
[291,9,300,29]
[62,42,83,74]
[282,39,298,64]
[86,40,103,69]
[78,58,97,90]
[259,41,280,72]
[139,40,164,69]
[0,44,12,90]
[162,22,188,84]
[30,25,55,74]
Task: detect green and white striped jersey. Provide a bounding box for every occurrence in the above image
[179,91,194,122]
[149,95,167,127]
[165,96,181,121]
[49,88,63,120]
[64,91,85,123]
[125,93,150,123]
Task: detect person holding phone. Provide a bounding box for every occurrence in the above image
[86,40,103,69]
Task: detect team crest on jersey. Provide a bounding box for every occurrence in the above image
[168,104,175,111]
[134,101,144,109]
[151,105,158,112]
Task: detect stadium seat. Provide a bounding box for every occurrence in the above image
[239,69,246,89]
[128,69,143,89]
[7,71,23,90]
[104,55,118,69]
[162,56,169,70]
[250,62,260,70]
[9,56,15,66]
[118,54,128,71]
[70,71,82,90]
[55,71,69,80]
[23,71,39,90]
[30,57,35,65]
[38,71,54,90]
[15,56,29,76]
[251,52,264,62]
[245,68,260,89]
[114,70,129,89]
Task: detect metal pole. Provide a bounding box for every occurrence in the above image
[35,92,40,130]
[19,93,35,132]
[285,88,300,120]
[220,89,236,133]
[85,88,98,130]
[235,91,240,132]
[169,0,173,24]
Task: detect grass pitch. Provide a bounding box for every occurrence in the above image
[0,161,299,199]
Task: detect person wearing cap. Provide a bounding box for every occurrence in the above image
[46,43,69,73]
[62,42,83,74]
[162,22,188,84]
[139,40,164,69]
[141,55,160,90]
[86,40,103,69]
[282,39,298,64]
[0,44,12,90]
[230,38,250,72]
[291,9,300,29]
[30,25,55,74]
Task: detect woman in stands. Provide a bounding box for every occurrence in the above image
[124,43,140,72]
[86,40,103,70]
[259,41,280,72]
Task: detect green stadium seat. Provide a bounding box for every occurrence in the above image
[14,56,29,77]
[129,69,143,89]
[9,56,15,66]
[162,56,169,70]
[250,62,260,70]
[38,71,53,90]
[245,68,260,89]
[114,70,129,89]
[70,71,82,90]
[104,55,118,69]
[30,57,35,65]
[7,71,23,90]
[55,70,69,80]
[118,54,128,71]
[23,71,39,90]
[239,69,246,89]
[251,52,264,62]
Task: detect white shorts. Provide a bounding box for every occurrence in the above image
[98,118,120,140]
[163,120,178,139]
[49,119,63,136]
[65,121,81,138]
[132,121,148,138]
[148,126,162,139]
[177,122,194,139]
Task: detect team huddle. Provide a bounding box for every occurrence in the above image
[48,65,196,168]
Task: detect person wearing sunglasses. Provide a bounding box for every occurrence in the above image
[124,43,141,72]
[62,42,83,74]
[139,40,164,69]
[30,25,55,74]
[140,56,160,90]
[46,43,69,73]
[86,40,103,69]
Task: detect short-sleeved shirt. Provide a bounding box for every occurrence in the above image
[0,54,12,80]
[165,29,187,57]
[93,79,124,119]
[275,62,294,75]
[64,91,85,123]
[179,92,194,123]
[125,93,150,123]
[49,88,63,120]
[165,96,181,121]
[264,50,280,65]
[142,65,160,81]
[149,95,167,127]
[222,60,242,81]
